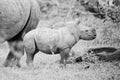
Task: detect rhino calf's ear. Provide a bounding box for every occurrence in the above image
[74,18,81,27]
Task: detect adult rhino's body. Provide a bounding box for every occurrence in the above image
[0,0,41,67]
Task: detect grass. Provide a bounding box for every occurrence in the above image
[0,40,120,80]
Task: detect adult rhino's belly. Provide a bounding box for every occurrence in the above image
[0,0,30,43]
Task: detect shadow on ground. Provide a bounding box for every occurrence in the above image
[75,47,120,63]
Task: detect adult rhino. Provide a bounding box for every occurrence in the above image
[23,19,97,67]
[0,0,42,67]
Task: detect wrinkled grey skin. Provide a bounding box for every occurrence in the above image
[24,19,97,67]
[0,0,42,67]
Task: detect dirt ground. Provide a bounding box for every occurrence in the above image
[1,0,120,80]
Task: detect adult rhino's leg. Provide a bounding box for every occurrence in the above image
[3,50,16,67]
[60,48,70,66]
[4,40,24,67]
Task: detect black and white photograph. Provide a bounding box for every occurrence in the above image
[0,0,120,80]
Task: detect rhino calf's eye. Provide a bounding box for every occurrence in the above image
[85,30,88,32]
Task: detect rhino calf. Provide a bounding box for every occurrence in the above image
[23,19,96,67]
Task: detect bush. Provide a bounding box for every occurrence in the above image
[80,0,120,23]
[105,6,120,23]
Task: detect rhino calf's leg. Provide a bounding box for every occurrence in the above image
[26,52,36,67]
[4,40,24,67]
[24,38,38,67]
[60,48,70,66]
[26,48,38,68]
